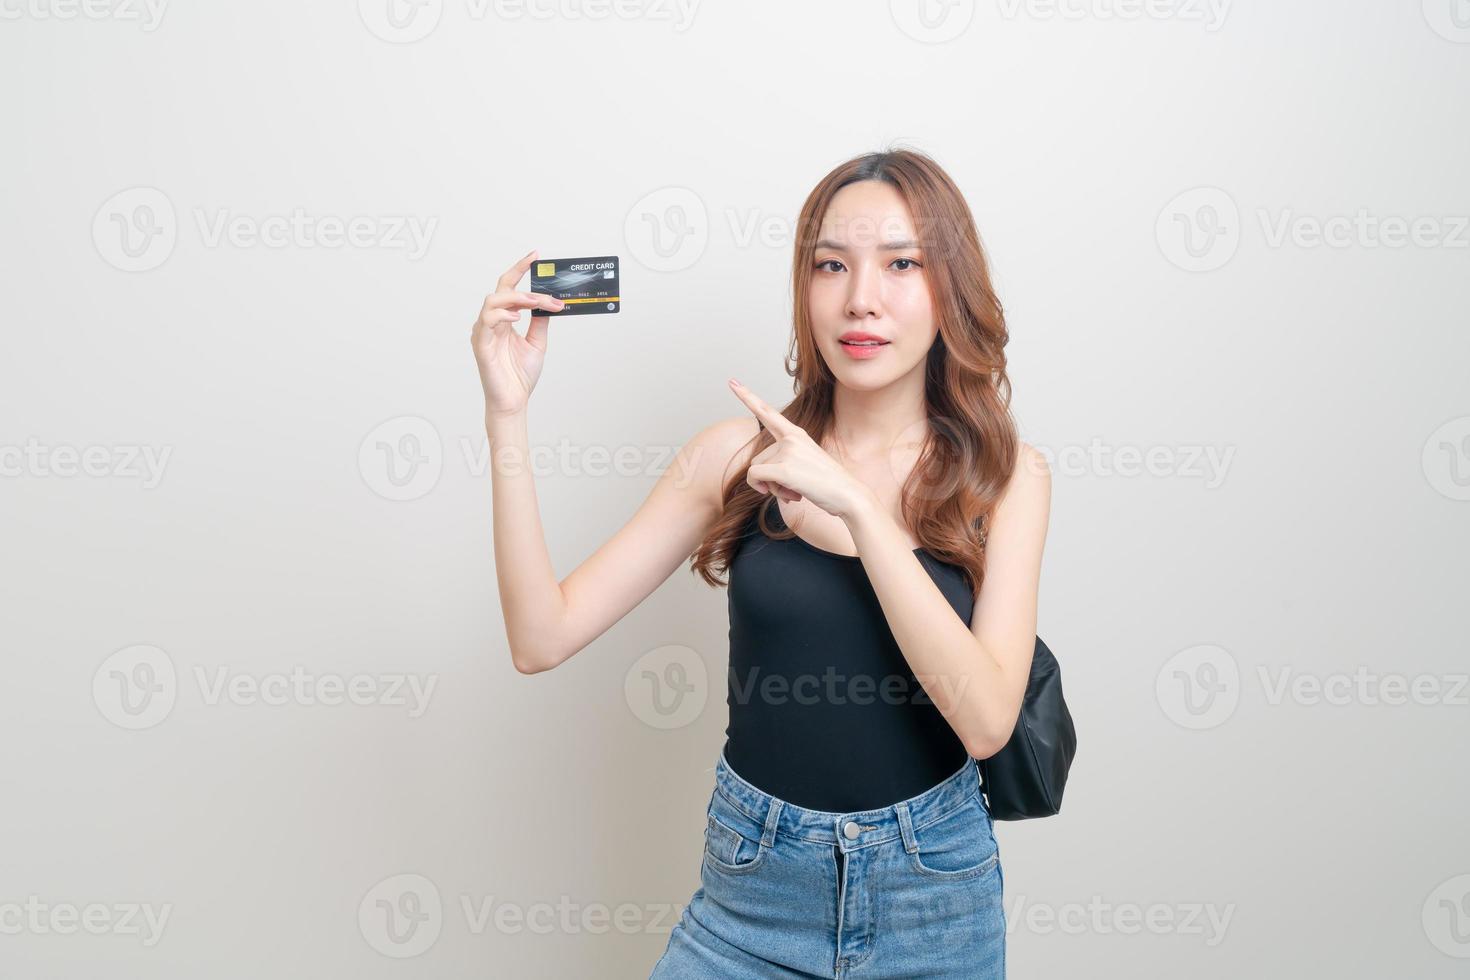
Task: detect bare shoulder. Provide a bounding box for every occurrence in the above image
[992,441,1051,518]
[679,415,763,514]
[1013,442,1051,490]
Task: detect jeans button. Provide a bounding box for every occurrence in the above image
[842,821,860,840]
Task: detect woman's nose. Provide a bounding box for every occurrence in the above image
[845,263,882,318]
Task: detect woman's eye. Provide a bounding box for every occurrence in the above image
[815,259,844,273]
[891,257,921,271]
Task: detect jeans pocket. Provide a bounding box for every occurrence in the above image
[907,792,999,882]
[703,791,769,875]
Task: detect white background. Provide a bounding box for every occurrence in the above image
[2,0,1468,976]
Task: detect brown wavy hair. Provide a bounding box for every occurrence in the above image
[690,146,1019,595]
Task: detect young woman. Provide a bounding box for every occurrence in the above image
[472,149,1050,979]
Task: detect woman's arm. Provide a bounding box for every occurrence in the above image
[471,252,756,674]
[723,380,1050,756]
[845,444,1052,758]
[490,413,757,674]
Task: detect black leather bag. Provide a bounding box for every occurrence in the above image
[976,635,1076,820]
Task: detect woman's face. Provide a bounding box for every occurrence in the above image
[808,179,938,389]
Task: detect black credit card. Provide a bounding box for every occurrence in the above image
[530,255,620,316]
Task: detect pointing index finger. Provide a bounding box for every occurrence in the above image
[728,379,790,436]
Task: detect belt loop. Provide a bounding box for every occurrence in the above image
[894,800,919,854]
[760,798,783,847]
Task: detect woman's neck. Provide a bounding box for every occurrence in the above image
[827,369,929,464]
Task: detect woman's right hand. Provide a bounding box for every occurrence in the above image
[471,249,566,419]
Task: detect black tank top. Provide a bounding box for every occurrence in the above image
[721,498,975,812]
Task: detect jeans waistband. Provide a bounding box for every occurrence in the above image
[714,746,981,853]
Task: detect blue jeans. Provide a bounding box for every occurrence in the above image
[650,748,1005,978]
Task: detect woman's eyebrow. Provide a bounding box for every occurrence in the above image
[814,238,922,250]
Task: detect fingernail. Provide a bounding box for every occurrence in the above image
[729,378,741,387]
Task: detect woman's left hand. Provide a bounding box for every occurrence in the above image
[728,379,876,521]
